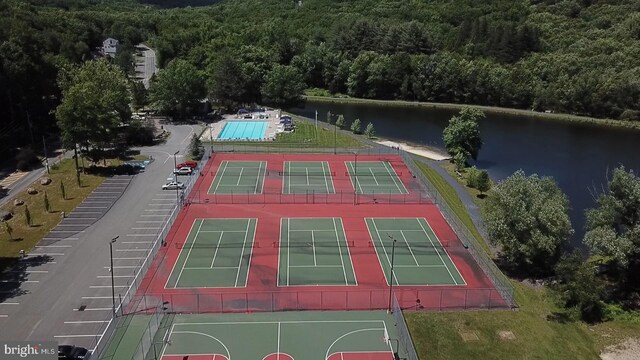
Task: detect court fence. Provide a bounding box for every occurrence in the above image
[392,295,419,360]
[88,147,211,360]
[187,189,433,205]
[396,150,516,308]
[127,287,508,315]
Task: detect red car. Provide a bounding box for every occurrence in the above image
[176,160,197,169]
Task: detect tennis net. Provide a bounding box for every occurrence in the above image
[173,240,450,249]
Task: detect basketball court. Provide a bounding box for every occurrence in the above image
[158,311,402,360]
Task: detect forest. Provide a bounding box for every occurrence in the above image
[1,0,639,158]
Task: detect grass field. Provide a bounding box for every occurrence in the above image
[274,119,366,148]
[0,159,104,270]
[410,160,640,359]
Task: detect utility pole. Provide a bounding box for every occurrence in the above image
[42,136,49,174]
[173,151,180,202]
[387,235,397,313]
[109,236,119,316]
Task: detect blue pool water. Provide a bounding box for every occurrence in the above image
[218,121,268,140]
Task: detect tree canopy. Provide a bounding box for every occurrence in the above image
[443,108,484,163]
[261,64,306,107]
[484,170,574,276]
[55,60,131,152]
[149,59,206,119]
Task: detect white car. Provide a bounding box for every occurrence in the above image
[162,181,185,190]
[173,167,193,175]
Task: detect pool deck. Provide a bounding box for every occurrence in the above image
[203,109,282,142]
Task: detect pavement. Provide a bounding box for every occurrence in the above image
[134,44,158,89]
[0,123,200,351]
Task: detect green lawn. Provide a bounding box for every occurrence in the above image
[409,160,640,359]
[0,159,104,271]
[275,119,366,148]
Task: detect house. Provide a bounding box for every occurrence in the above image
[102,38,119,58]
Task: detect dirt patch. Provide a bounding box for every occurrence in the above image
[600,338,640,360]
[498,330,516,340]
[460,331,479,342]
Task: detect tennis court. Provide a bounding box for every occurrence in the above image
[165,218,257,288]
[365,218,465,286]
[345,161,408,194]
[209,160,266,194]
[278,218,357,286]
[158,311,401,360]
[218,121,268,140]
[282,161,336,194]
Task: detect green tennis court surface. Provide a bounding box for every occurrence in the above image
[278,218,357,286]
[209,160,266,194]
[165,218,257,288]
[366,218,465,286]
[282,161,336,194]
[346,161,408,194]
[157,311,401,360]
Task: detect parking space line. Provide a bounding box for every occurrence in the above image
[64,320,110,324]
[0,315,8,318]
[105,266,137,269]
[36,245,72,248]
[126,234,155,237]
[141,214,166,217]
[30,252,64,256]
[89,285,127,289]
[0,280,39,283]
[144,209,169,212]
[115,249,148,252]
[0,302,19,305]
[113,257,145,260]
[93,191,121,194]
[132,227,160,230]
[82,296,112,299]
[76,206,108,209]
[148,204,173,207]
[54,334,100,338]
[122,241,152,244]
[136,221,163,223]
[97,275,131,278]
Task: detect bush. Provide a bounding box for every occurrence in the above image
[15,147,39,171]
[620,109,640,121]
[350,118,362,134]
[466,166,480,187]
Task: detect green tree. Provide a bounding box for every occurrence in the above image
[261,64,306,107]
[131,81,148,110]
[466,166,480,187]
[364,122,375,138]
[443,108,484,165]
[326,111,334,125]
[583,166,640,293]
[24,205,31,227]
[55,60,131,165]
[475,170,491,195]
[150,59,205,120]
[551,251,606,323]
[335,114,345,129]
[189,133,203,160]
[207,53,248,110]
[484,170,573,276]
[43,191,50,213]
[60,181,66,200]
[350,118,362,134]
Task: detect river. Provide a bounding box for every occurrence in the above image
[289,100,640,244]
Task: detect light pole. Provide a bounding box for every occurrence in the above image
[387,235,397,313]
[109,236,119,316]
[173,151,179,202]
[353,152,358,205]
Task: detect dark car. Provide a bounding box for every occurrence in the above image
[58,345,74,359]
[69,347,89,359]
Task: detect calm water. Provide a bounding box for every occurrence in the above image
[289,100,640,244]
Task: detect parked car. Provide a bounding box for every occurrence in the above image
[58,345,89,359]
[162,181,185,190]
[173,166,193,175]
[176,160,197,169]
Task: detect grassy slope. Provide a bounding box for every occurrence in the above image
[410,160,640,359]
[0,160,104,265]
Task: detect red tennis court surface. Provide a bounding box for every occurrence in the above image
[131,154,508,314]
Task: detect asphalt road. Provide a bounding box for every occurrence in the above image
[135,44,158,89]
[0,123,200,350]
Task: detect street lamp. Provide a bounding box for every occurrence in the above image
[109,235,119,316]
[353,152,358,205]
[387,235,397,313]
[173,151,179,202]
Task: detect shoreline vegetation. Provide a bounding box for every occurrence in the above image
[304,95,640,130]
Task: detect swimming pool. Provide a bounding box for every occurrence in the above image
[218,121,268,140]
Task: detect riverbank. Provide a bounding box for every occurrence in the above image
[305,95,640,130]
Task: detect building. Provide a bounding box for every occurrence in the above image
[102,38,119,58]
